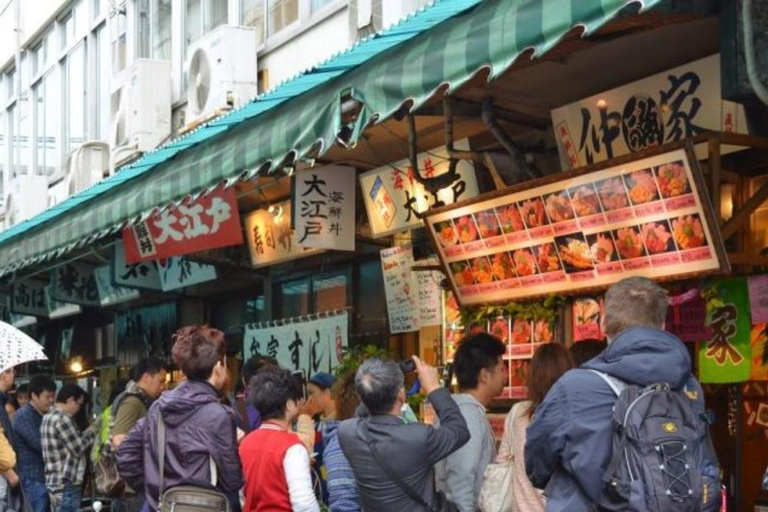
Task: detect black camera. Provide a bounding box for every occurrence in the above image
[399,359,417,374]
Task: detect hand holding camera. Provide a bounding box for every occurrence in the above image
[410,356,441,395]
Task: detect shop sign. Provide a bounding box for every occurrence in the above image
[157,258,217,292]
[122,187,244,264]
[359,139,479,238]
[748,275,768,324]
[11,280,48,317]
[243,312,348,376]
[94,265,141,306]
[415,260,443,327]
[551,54,747,169]
[294,166,356,251]
[699,277,752,383]
[117,301,177,358]
[245,200,322,268]
[45,285,82,320]
[113,241,163,291]
[51,262,101,306]
[381,245,420,334]
[425,144,729,307]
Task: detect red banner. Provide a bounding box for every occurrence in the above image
[122,188,243,264]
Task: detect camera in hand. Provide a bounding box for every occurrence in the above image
[399,359,417,374]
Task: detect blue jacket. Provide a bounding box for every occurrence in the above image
[324,421,360,512]
[525,327,720,512]
[12,404,45,482]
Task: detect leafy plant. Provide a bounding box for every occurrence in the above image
[458,295,568,327]
[333,344,390,378]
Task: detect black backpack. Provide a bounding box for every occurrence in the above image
[591,371,721,512]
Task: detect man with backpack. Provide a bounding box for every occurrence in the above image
[110,358,167,512]
[525,276,721,512]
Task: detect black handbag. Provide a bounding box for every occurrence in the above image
[356,420,458,512]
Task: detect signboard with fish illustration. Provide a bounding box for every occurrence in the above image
[424,141,729,307]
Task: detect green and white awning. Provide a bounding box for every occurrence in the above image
[0,0,660,277]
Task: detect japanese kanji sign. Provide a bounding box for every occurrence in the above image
[699,277,752,383]
[12,280,49,317]
[122,187,244,264]
[243,312,349,376]
[45,285,82,320]
[51,262,101,306]
[381,245,420,334]
[294,166,356,251]
[94,265,141,306]
[425,145,728,307]
[359,139,479,238]
[113,241,163,290]
[245,200,323,268]
[551,54,748,169]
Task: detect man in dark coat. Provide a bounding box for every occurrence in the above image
[525,277,721,512]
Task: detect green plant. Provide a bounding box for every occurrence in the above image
[459,295,568,326]
[333,344,389,378]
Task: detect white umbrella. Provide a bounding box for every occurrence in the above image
[0,321,48,373]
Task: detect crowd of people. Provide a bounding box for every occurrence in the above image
[0,275,759,512]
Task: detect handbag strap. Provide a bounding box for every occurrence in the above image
[356,420,436,512]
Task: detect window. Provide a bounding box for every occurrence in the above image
[74,1,89,38]
[138,0,173,60]
[34,70,60,176]
[273,270,349,319]
[267,0,298,37]
[111,9,127,74]
[241,0,265,45]
[185,0,228,51]
[11,102,31,178]
[33,34,51,76]
[96,26,110,140]
[61,13,75,50]
[275,279,309,318]
[0,112,5,195]
[5,68,16,100]
[310,0,334,14]
[312,274,347,312]
[136,0,150,59]
[65,43,86,153]
[92,0,108,20]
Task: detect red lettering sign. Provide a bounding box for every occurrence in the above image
[122,188,244,264]
[665,195,697,211]
[444,245,465,258]
[504,232,530,245]
[579,214,607,229]
[605,208,635,224]
[634,201,666,218]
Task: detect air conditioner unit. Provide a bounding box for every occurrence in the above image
[111,59,172,157]
[65,141,111,197]
[6,175,49,228]
[186,26,258,124]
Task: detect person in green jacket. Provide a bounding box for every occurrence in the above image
[91,380,127,462]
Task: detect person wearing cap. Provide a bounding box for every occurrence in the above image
[307,372,337,505]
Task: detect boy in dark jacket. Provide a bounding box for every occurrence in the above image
[117,326,243,512]
[525,277,721,512]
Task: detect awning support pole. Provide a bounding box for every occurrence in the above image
[481,98,540,181]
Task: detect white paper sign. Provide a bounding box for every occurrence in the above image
[11,280,49,317]
[243,312,349,375]
[295,166,356,251]
[551,54,747,169]
[381,245,420,334]
[45,285,82,320]
[415,262,443,327]
[245,201,323,268]
[95,265,141,306]
[157,258,217,292]
[360,140,479,238]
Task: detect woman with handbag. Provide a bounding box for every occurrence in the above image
[494,344,574,512]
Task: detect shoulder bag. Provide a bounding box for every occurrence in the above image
[477,402,522,512]
[157,414,231,512]
[356,420,458,512]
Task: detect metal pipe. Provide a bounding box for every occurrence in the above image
[481,98,540,180]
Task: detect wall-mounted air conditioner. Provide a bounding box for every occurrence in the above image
[65,141,111,197]
[111,59,172,165]
[6,175,49,228]
[186,26,258,126]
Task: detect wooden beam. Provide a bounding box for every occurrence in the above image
[721,178,768,241]
[709,136,722,226]
[483,152,508,190]
[728,252,768,267]
[718,132,768,150]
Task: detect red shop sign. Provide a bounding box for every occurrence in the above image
[122,187,244,264]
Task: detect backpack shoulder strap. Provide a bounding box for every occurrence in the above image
[158,412,166,498]
[588,369,627,397]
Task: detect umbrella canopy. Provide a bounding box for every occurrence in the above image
[0,321,48,373]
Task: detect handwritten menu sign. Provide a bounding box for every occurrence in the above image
[415,259,442,327]
[425,145,727,307]
[381,245,420,334]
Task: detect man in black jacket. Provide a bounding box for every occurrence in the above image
[338,356,469,512]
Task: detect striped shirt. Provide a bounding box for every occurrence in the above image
[41,408,97,493]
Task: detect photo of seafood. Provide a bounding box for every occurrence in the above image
[489,317,510,343]
[510,360,530,386]
[450,261,475,286]
[470,256,496,284]
[533,243,562,273]
[640,220,676,254]
[474,209,502,239]
[434,220,458,247]
[512,320,532,344]
[555,234,594,272]
[623,168,660,205]
[672,214,707,249]
[544,191,576,223]
[518,197,549,228]
[655,161,691,198]
[533,320,554,343]
[568,184,603,217]
[613,226,648,259]
[586,232,618,263]
[454,215,480,244]
[512,248,539,276]
[496,204,526,233]
[491,252,516,281]
[596,177,630,211]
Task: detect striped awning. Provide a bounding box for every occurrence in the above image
[0,0,660,277]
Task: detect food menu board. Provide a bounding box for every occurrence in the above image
[425,145,728,307]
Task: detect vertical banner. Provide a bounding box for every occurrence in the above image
[381,245,419,334]
[666,289,711,343]
[243,312,349,376]
[294,166,356,251]
[748,275,768,324]
[750,324,768,381]
[122,187,244,264]
[699,277,752,383]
